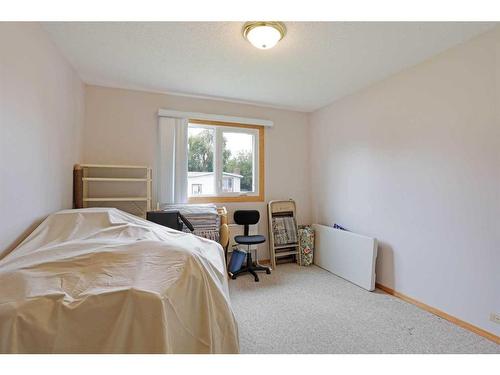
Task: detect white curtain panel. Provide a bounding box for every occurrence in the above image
[158,117,188,204]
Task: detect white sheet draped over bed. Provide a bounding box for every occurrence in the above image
[0,208,239,353]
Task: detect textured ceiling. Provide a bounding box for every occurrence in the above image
[43,22,496,112]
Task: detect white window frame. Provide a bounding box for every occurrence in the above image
[187,122,260,199]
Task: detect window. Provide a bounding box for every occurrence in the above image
[187,120,264,203]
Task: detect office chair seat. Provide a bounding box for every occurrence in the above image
[234,234,266,245]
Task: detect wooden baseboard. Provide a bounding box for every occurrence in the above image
[376,283,500,345]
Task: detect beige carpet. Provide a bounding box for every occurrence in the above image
[228,263,499,354]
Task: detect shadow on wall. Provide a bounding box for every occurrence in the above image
[376,241,395,288]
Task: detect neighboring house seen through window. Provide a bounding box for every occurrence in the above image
[191,183,203,195]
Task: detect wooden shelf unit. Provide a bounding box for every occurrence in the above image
[82,177,151,182]
[83,197,150,202]
[79,164,149,169]
[74,164,152,217]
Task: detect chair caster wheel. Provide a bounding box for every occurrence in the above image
[254,277,259,282]
[266,269,271,274]
[231,274,236,280]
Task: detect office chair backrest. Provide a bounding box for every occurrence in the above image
[234,210,260,236]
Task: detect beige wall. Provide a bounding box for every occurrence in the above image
[309,27,500,335]
[0,23,84,258]
[83,85,311,258]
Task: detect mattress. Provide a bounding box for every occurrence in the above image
[0,208,239,353]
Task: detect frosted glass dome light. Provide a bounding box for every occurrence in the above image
[243,22,286,50]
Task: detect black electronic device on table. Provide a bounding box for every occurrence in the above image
[146,210,194,232]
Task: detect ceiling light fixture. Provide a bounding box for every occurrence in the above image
[242,22,286,50]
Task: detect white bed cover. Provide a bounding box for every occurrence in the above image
[0,208,239,353]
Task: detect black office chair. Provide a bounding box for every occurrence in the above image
[230,210,271,282]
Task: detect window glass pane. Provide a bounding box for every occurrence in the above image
[223,131,254,193]
[188,126,215,196]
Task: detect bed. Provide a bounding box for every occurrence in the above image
[0,208,239,353]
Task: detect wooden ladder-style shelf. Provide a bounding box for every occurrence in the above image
[74,164,152,217]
